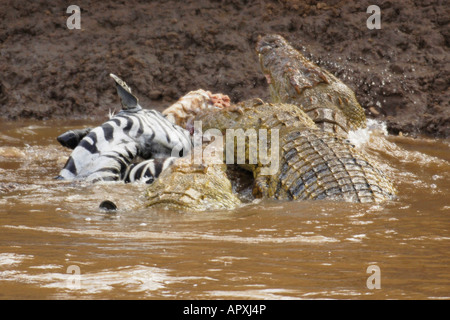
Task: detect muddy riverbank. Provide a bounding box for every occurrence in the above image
[0,0,448,137]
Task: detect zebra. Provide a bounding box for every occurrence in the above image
[122,157,177,184]
[56,74,192,183]
[57,125,178,183]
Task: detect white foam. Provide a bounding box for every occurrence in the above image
[348,119,388,149]
[206,288,302,300]
[2,225,339,244]
[0,253,33,267]
[0,264,208,295]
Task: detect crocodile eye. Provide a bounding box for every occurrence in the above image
[259,45,270,54]
[272,40,283,49]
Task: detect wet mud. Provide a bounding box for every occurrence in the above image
[0,0,448,137]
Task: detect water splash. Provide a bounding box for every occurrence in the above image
[348,118,388,149]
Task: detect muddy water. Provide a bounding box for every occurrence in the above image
[0,119,449,300]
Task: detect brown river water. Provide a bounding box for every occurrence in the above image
[0,119,449,300]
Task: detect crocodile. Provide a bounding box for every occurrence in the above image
[256,34,367,136]
[146,92,243,211]
[145,146,242,211]
[57,36,395,209]
[145,35,396,206]
[173,99,395,203]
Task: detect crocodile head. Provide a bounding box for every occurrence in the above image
[145,147,241,211]
[256,34,367,135]
[256,34,329,99]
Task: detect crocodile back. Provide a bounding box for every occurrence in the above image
[195,100,395,203]
[263,128,395,202]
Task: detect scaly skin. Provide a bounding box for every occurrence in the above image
[261,128,395,202]
[144,35,394,207]
[195,100,395,203]
[257,34,367,136]
[145,147,241,211]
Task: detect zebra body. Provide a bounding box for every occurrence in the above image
[58,108,192,182]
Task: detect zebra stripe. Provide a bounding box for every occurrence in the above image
[123,157,177,184]
[58,108,192,182]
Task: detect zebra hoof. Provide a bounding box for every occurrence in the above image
[99,200,117,212]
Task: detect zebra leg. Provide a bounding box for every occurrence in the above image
[57,128,92,150]
[122,157,177,184]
